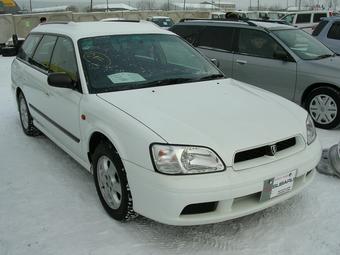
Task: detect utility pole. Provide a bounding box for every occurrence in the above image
[183,0,186,11]
[257,0,260,10]
[168,0,170,11]
[29,0,32,12]
[106,0,109,12]
[90,0,93,12]
[298,0,301,10]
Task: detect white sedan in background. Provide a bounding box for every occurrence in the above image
[11,21,321,225]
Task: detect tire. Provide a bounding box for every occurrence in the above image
[1,46,17,57]
[305,87,340,129]
[92,141,138,221]
[18,93,41,136]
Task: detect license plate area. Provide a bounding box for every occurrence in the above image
[260,170,297,202]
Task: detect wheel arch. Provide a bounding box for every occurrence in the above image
[15,87,23,108]
[87,131,121,165]
[301,83,340,106]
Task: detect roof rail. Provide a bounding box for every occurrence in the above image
[104,19,140,23]
[179,18,258,26]
[39,21,71,25]
[179,17,290,27]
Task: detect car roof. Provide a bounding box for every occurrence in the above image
[31,21,172,40]
[322,16,340,21]
[175,19,295,31]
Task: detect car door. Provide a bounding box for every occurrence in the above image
[324,21,340,54]
[46,36,82,157]
[195,26,235,77]
[24,34,58,128]
[232,28,297,100]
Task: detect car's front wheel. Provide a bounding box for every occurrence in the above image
[305,87,340,129]
[18,93,41,136]
[92,141,138,221]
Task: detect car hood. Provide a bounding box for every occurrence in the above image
[98,79,307,165]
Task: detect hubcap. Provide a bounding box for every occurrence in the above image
[19,98,29,129]
[309,94,337,125]
[97,156,122,210]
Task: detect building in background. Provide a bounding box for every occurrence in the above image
[0,0,21,14]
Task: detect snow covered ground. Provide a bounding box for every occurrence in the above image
[0,56,339,255]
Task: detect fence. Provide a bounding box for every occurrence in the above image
[0,10,210,43]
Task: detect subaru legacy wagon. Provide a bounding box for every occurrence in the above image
[11,21,321,225]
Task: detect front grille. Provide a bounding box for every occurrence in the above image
[234,137,296,164]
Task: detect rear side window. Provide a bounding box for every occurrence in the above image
[170,25,203,44]
[31,35,57,71]
[296,14,311,24]
[312,20,329,36]
[197,26,234,51]
[237,29,286,59]
[49,37,78,81]
[17,34,42,61]
[327,22,340,40]
[313,13,327,22]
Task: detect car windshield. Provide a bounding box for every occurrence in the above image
[78,34,223,93]
[151,18,174,27]
[273,29,334,60]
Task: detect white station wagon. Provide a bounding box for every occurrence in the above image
[11,21,322,225]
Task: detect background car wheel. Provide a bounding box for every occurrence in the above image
[18,93,41,136]
[305,87,340,129]
[92,141,138,221]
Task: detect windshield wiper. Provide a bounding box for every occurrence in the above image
[196,74,225,81]
[313,54,335,60]
[138,78,196,88]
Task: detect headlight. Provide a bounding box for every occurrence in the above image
[306,115,317,145]
[150,144,225,175]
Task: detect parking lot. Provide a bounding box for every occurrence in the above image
[0,55,339,255]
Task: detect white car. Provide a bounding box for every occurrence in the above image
[11,21,322,226]
[281,11,332,33]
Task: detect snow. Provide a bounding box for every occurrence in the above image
[0,56,339,255]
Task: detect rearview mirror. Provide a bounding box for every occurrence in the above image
[47,73,74,89]
[211,58,220,67]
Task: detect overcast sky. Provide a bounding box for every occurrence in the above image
[15,0,332,10]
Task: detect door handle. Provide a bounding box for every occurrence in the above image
[236,59,247,65]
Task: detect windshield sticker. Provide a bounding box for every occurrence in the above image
[107,72,146,84]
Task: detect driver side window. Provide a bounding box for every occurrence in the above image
[237,29,287,60]
[49,37,78,82]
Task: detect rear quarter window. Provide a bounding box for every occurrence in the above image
[17,34,42,61]
[296,14,312,24]
[312,20,329,36]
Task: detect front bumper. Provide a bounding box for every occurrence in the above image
[125,139,322,226]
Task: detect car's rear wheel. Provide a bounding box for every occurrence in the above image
[92,141,138,221]
[18,93,41,136]
[305,87,340,129]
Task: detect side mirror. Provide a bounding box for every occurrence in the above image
[211,58,220,67]
[273,51,290,61]
[47,73,74,89]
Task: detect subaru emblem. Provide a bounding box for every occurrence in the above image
[270,145,277,156]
